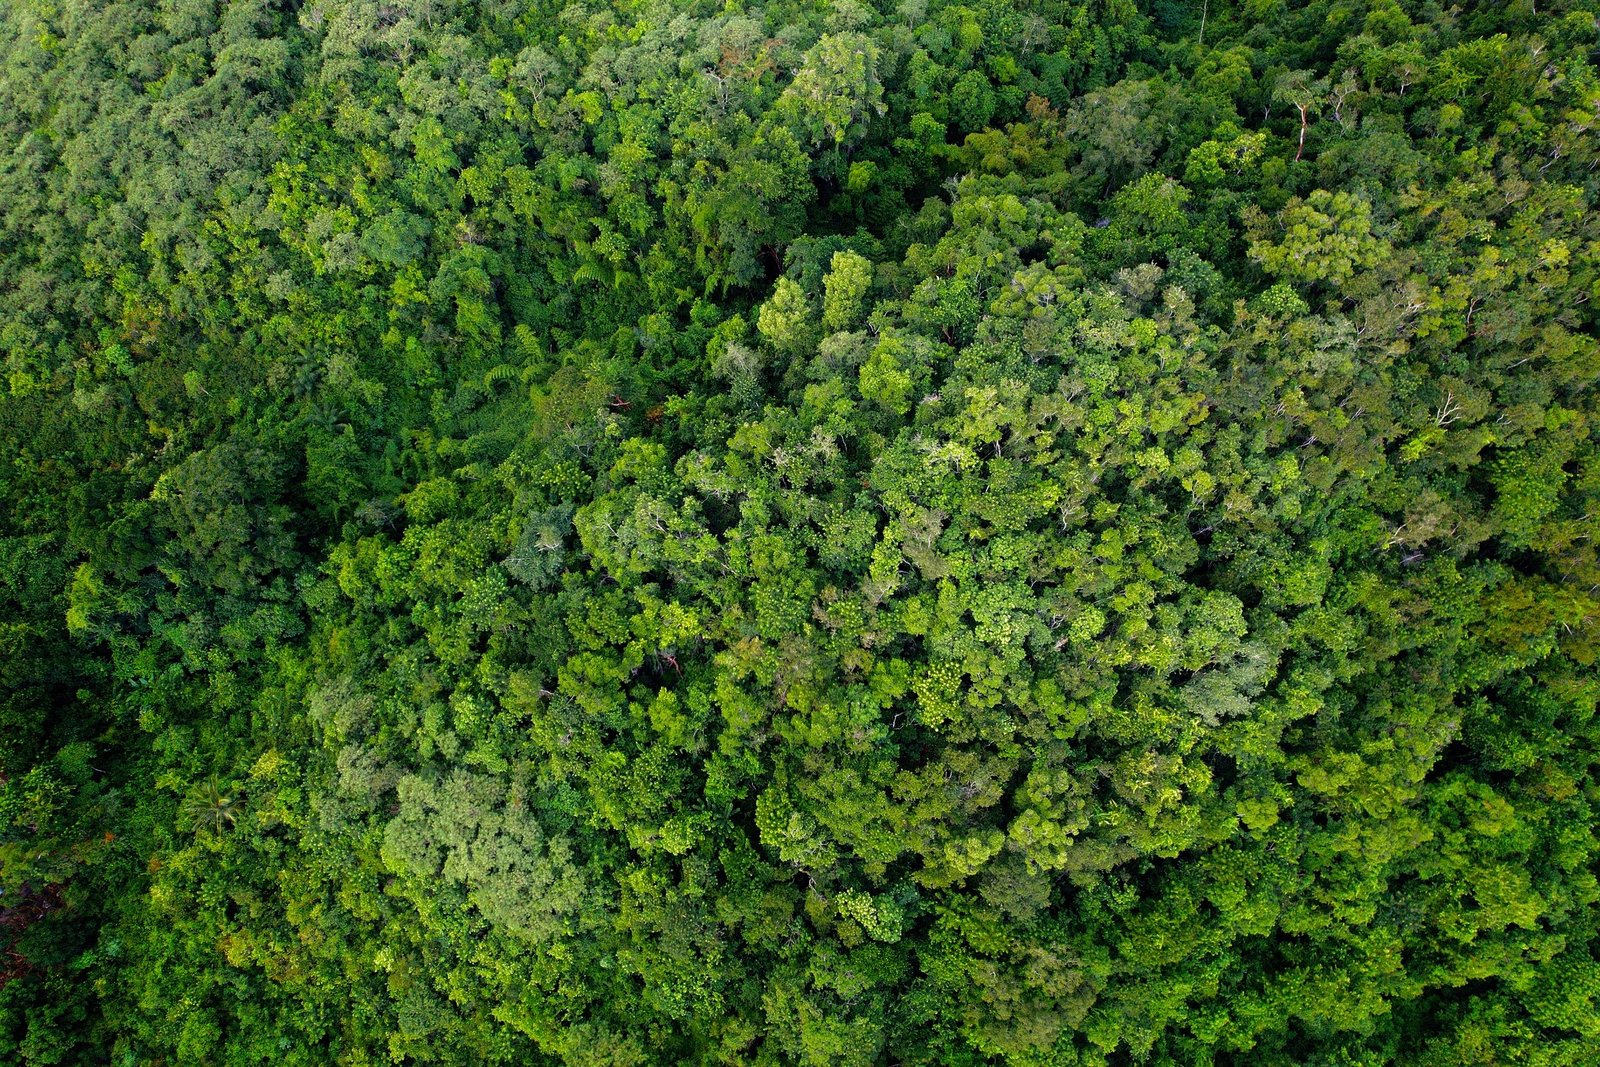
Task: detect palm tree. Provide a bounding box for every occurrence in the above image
[180,777,241,834]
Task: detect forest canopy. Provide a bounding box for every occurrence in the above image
[4,0,1600,1064]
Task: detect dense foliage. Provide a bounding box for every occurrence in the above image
[4,0,1600,1063]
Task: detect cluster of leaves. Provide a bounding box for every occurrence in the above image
[4,1,1600,1064]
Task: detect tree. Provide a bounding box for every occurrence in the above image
[179,777,242,835]
[1274,70,1328,162]
[1248,189,1388,287]
[758,276,818,357]
[779,33,887,149]
[822,250,873,333]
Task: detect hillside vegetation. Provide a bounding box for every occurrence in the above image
[3,1,1600,1064]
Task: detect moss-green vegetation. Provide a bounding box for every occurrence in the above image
[4,1,1600,1063]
